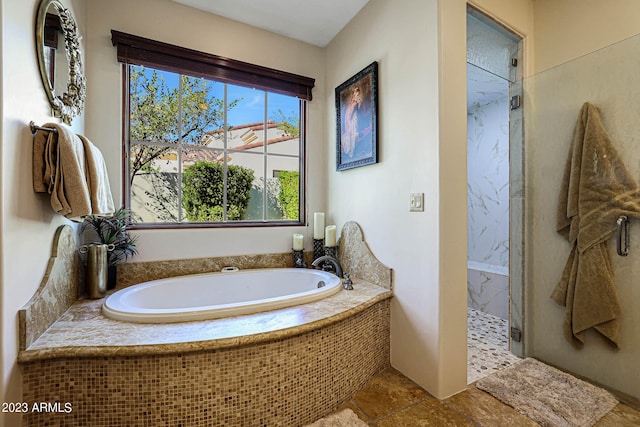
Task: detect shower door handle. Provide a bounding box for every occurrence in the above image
[617,215,629,256]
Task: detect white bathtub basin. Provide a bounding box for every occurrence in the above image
[102,268,342,323]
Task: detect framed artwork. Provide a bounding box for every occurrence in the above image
[335,61,378,171]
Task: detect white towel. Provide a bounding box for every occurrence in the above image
[78,134,114,215]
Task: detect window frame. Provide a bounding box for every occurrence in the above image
[112,31,314,229]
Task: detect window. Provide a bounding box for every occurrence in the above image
[111,31,315,227]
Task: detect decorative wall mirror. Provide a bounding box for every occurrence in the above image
[36,0,86,124]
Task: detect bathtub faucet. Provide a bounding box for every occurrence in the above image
[311,255,343,279]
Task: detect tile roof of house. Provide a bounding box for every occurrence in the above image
[182,121,298,164]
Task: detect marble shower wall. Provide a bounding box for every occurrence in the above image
[467,97,509,269]
[467,95,510,319]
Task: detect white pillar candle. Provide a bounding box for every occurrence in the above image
[313,212,325,239]
[293,233,304,250]
[325,225,337,247]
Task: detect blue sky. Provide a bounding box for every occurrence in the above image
[139,66,299,128]
[220,84,299,126]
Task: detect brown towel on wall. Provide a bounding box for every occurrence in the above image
[32,122,114,220]
[552,102,640,348]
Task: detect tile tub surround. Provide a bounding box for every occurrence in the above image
[18,220,394,425]
[20,294,391,427]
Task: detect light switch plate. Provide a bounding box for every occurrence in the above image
[409,193,424,212]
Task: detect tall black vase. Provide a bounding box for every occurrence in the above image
[107,265,117,290]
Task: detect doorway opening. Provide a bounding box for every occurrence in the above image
[466,5,524,384]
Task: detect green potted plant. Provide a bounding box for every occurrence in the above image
[81,207,138,289]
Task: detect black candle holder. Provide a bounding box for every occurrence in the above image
[324,245,338,260]
[313,238,324,261]
[292,249,306,268]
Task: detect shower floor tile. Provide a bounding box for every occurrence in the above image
[467,308,522,384]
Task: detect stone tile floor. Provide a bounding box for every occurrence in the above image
[330,308,640,426]
[339,367,640,426]
[467,308,522,384]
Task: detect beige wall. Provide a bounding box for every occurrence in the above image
[325,0,467,398]
[84,0,326,261]
[0,1,6,414]
[324,0,534,399]
[534,0,640,73]
[1,1,86,425]
[436,0,469,398]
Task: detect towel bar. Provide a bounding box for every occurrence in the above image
[29,121,57,135]
[617,215,629,256]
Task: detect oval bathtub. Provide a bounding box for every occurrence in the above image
[102,268,342,323]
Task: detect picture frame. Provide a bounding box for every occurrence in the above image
[335,61,378,171]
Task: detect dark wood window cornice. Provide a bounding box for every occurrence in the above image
[111,30,315,100]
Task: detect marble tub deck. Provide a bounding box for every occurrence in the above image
[18,278,391,362]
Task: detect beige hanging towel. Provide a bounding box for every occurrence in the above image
[32,122,114,220]
[552,102,640,348]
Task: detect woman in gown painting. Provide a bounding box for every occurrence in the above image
[337,62,377,170]
[341,85,362,158]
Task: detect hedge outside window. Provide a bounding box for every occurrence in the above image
[112,31,314,227]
